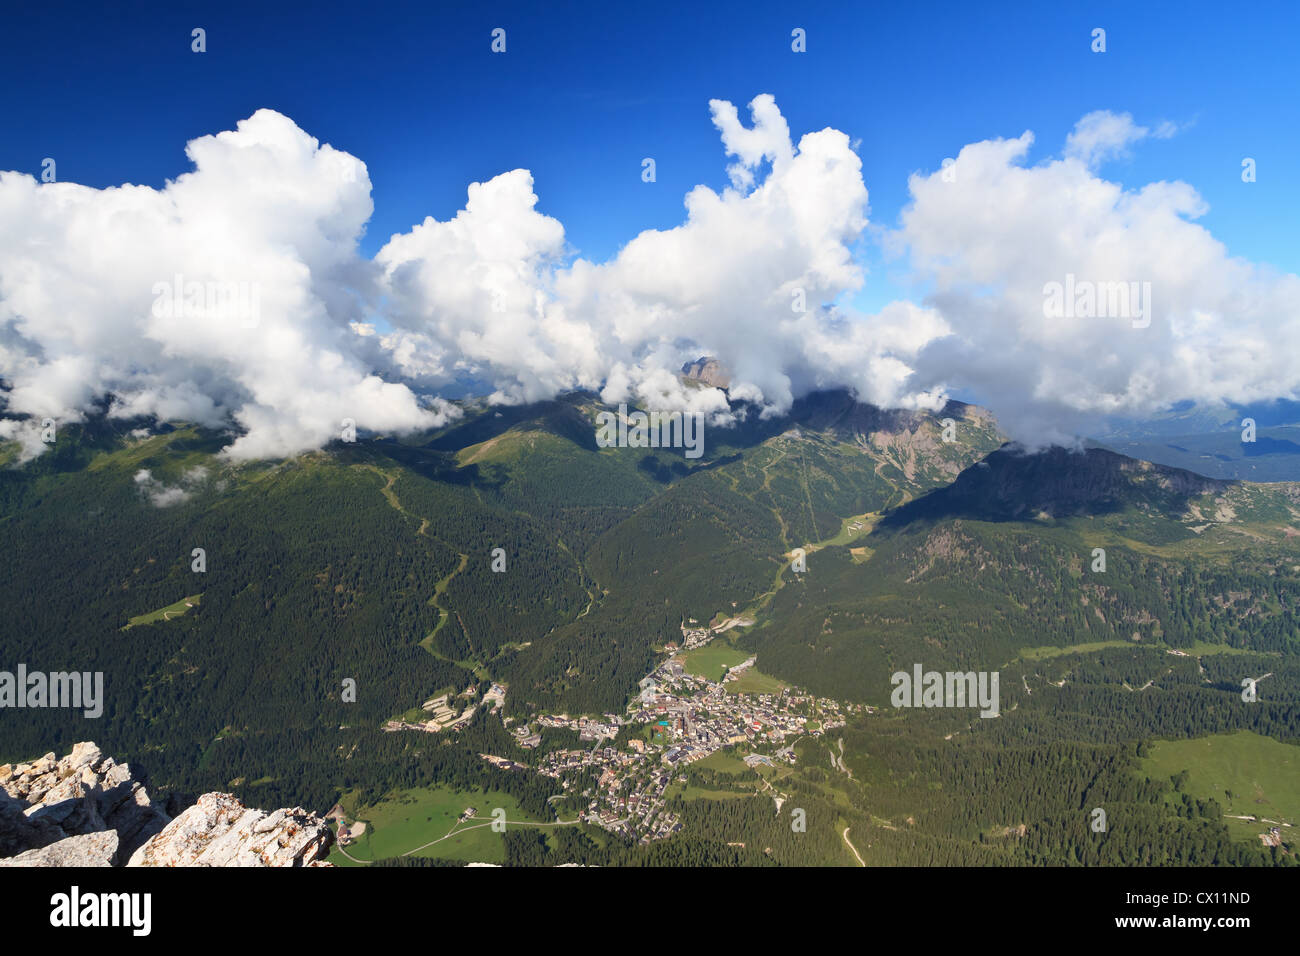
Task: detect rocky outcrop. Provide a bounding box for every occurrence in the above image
[128,792,332,867]
[0,830,119,867]
[0,789,65,857]
[0,742,332,867]
[681,357,732,388]
[0,741,169,863]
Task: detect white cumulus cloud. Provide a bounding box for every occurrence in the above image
[2,102,1294,462]
[893,111,1300,445]
[373,93,940,423]
[0,109,448,460]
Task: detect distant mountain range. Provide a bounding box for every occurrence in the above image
[1092,399,1300,481]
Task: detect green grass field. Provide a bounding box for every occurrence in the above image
[817,512,882,548]
[1177,641,1263,657]
[328,784,550,865]
[1017,639,1262,662]
[1140,731,1300,844]
[1017,640,1133,660]
[691,750,750,774]
[668,781,753,801]
[725,667,787,695]
[122,594,202,629]
[681,644,751,681]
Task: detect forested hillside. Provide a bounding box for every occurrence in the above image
[2,391,1296,866]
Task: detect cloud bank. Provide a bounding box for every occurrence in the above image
[1,98,1296,460]
[895,117,1300,445]
[0,110,450,460]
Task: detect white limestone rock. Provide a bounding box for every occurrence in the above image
[0,741,169,862]
[0,830,119,867]
[2,743,332,868]
[128,793,332,867]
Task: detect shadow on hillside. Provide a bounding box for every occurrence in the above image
[637,451,743,483]
[1243,436,1300,457]
[363,440,501,489]
[425,397,599,454]
[878,445,1225,529]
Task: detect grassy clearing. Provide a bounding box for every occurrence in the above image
[328,784,544,865]
[1017,640,1133,660]
[691,750,750,775]
[1018,639,1265,661]
[122,594,202,629]
[681,644,751,681]
[1140,731,1300,844]
[674,783,752,801]
[1077,521,1298,560]
[1178,641,1263,657]
[725,667,787,695]
[819,512,882,548]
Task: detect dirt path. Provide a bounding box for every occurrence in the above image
[334,842,370,864]
[399,817,581,857]
[842,826,865,866]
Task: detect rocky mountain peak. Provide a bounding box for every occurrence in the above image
[680,357,732,388]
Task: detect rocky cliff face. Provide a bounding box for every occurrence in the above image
[0,742,332,867]
[681,357,732,388]
[128,793,332,867]
[0,741,168,865]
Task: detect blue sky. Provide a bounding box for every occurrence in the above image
[4,0,1296,309]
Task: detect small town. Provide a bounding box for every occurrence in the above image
[475,629,858,842]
